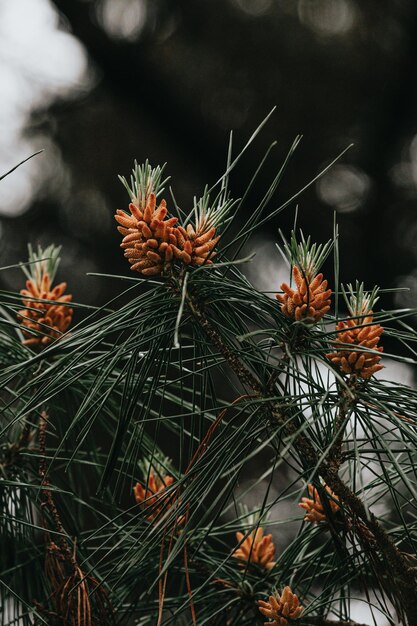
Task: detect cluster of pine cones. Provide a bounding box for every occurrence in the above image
[277,264,383,380]
[258,586,304,626]
[233,527,276,570]
[276,265,331,323]
[114,193,219,276]
[228,484,337,624]
[326,314,384,379]
[18,272,73,348]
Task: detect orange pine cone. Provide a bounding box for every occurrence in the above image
[172,223,220,266]
[276,266,331,323]
[115,193,178,276]
[326,313,383,379]
[18,271,73,347]
[299,483,340,524]
[133,472,175,522]
[233,528,276,570]
[258,586,304,625]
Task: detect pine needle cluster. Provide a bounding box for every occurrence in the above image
[1,117,417,626]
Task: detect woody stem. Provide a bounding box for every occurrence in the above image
[38,410,72,561]
[327,381,356,473]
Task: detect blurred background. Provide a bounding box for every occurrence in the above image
[1,0,417,333]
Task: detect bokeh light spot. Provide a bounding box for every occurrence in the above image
[96,0,147,42]
[394,273,417,309]
[230,0,273,17]
[317,164,370,213]
[0,0,89,97]
[0,0,90,217]
[298,0,357,37]
[245,236,288,297]
[390,134,417,192]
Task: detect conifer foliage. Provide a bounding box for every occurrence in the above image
[1,121,417,626]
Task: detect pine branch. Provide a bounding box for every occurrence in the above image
[326,382,356,474]
[187,293,417,625]
[5,142,417,624]
[38,410,71,558]
[186,292,263,395]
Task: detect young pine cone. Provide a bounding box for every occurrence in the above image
[299,483,340,524]
[326,313,383,379]
[172,223,220,266]
[258,586,304,626]
[277,265,331,323]
[115,193,178,276]
[133,472,175,522]
[233,528,276,570]
[18,272,73,347]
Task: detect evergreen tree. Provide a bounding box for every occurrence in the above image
[1,117,417,625]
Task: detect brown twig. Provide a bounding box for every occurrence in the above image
[157,528,176,626]
[183,539,197,626]
[38,410,72,559]
[37,411,114,626]
[186,295,264,394]
[327,381,356,474]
